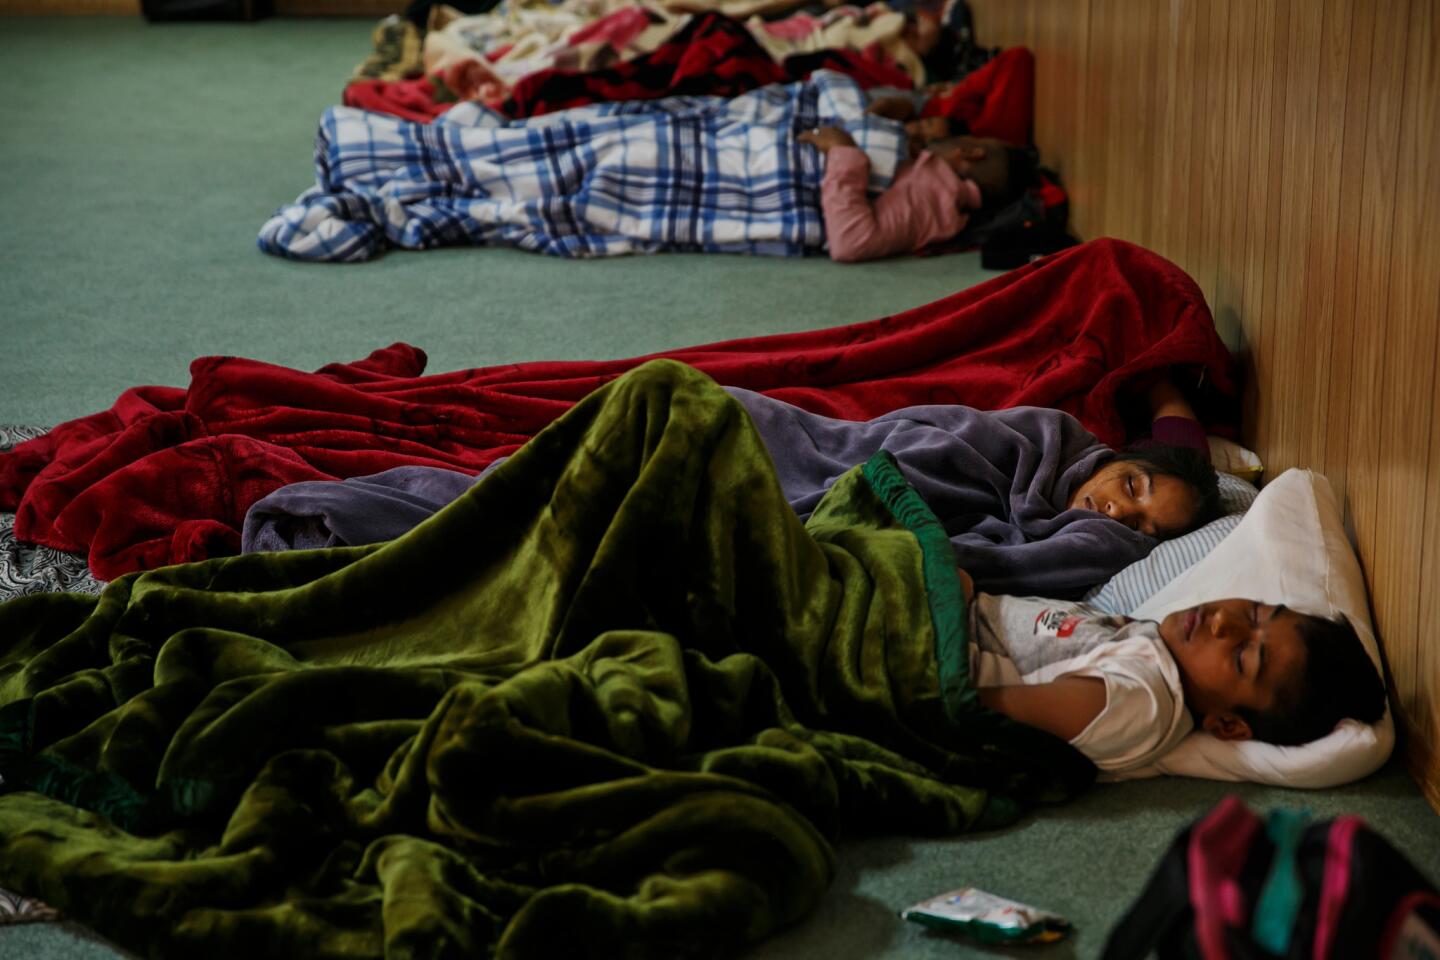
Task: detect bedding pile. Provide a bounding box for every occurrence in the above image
[501,11,910,119]
[0,239,1237,582]
[345,0,1034,134]
[418,0,924,105]
[0,362,1092,958]
[347,12,904,123]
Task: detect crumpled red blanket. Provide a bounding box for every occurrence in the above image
[502,12,911,117]
[1,239,1235,580]
[921,46,1034,146]
[343,14,912,124]
[344,75,454,124]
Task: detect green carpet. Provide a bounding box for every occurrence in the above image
[0,14,1435,960]
[0,15,994,428]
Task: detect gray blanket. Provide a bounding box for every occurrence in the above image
[243,391,1156,596]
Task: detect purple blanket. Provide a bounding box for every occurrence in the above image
[243,390,1154,596]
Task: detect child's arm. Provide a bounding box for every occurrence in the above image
[978,678,1106,742]
[1148,378,1199,422]
[798,127,968,263]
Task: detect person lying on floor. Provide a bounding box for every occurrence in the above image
[959,570,1388,771]
[798,127,1029,261]
[242,376,1220,598]
[258,69,1024,263]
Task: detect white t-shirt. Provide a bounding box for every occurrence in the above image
[971,594,1194,772]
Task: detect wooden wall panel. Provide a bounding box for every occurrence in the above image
[1388,0,1440,805]
[972,0,1440,810]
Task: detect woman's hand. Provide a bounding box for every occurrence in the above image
[956,566,975,602]
[798,126,857,153]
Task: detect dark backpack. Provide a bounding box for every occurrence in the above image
[1102,796,1439,960]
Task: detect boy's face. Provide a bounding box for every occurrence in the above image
[1158,599,1308,740]
[931,136,1011,201]
[904,116,952,156]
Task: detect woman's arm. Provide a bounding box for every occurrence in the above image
[1147,378,1198,422]
[1146,378,1209,457]
[979,677,1106,742]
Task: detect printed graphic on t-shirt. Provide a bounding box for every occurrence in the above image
[1033,608,1131,638]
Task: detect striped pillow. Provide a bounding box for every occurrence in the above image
[1084,472,1258,614]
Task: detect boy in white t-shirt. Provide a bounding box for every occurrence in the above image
[958,574,1387,773]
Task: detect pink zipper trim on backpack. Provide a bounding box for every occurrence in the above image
[1312,815,1362,960]
[1190,796,1261,960]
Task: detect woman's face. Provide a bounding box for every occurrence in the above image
[1066,460,1197,538]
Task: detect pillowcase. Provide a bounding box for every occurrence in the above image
[1083,472,1257,614]
[1109,468,1392,787]
[1209,435,1265,483]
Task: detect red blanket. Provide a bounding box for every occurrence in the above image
[1,239,1234,580]
[921,46,1035,146]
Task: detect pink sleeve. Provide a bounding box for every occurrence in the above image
[820,147,969,263]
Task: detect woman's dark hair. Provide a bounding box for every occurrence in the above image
[1112,444,1222,536]
[1236,613,1387,745]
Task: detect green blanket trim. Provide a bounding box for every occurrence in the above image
[860,451,975,725]
[0,700,216,832]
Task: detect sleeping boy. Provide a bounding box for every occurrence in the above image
[799,128,1031,261]
[957,573,1388,773]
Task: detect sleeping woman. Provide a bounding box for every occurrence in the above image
[243,375,1220,598]
[258,69,1021,264]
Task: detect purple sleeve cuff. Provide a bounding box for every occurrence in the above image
[1150,416,1209,460]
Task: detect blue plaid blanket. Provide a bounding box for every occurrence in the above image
[258,71,906,261]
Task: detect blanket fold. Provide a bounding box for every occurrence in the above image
[0,239,1236,581]
[0,361,1090,959]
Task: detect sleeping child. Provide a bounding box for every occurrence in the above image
[959,571,1388,773]
[798,127,1027,261]
[258,69,1025,263]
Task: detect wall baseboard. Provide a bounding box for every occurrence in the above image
[1,0,141,12]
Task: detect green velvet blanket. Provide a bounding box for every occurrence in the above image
[0,361,1093,959]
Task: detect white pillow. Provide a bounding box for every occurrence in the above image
[1108,468,1393,787]
[1209,435,1265,484]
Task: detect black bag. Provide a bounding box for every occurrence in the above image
[142,0,272,21]
[1103,796,1439,960]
